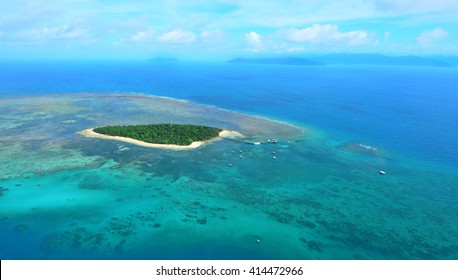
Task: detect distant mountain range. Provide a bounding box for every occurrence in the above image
[227,54,455,67]
[312,54,452,67]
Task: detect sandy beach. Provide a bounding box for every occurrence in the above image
[77,128,243,150]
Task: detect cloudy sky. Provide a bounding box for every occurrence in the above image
[1,0,457,60]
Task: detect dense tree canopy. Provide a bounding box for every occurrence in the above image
[93,124,222,146]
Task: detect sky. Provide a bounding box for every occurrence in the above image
[0,0,457,60]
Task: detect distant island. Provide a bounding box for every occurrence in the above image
[311,54,452,67]
[78,124,243,150]
[227,57,323,66]
[227,54,453,67]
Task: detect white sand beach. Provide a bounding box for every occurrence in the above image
[77,128,243,150]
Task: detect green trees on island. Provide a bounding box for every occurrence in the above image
[93,124,222,146]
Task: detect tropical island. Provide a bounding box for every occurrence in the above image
[226,54,453,67]
[78,124,243,150]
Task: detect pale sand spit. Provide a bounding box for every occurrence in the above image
[77,128,243,150]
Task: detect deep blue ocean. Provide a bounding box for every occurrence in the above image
[1,60,457,259]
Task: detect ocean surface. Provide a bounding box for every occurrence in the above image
[0,60,457,259]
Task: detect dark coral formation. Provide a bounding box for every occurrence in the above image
[0,186,9,196]
[196,218,207,225]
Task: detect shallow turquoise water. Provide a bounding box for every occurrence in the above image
[1,93,457,259]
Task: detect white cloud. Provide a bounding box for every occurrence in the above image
[416,28,448,45]
[244,31,262,49]
[130,31,151,42]
[286,46,304,52]
[28,25,86,41]
[113,28,155,46]
[157,29,196,44]
[280,24,374,46]
[200,29,224,42]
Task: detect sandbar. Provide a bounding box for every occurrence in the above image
[77,128,243,150]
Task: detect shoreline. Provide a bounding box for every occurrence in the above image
[77,128,243,150]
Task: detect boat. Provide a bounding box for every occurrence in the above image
[267,139,278,144]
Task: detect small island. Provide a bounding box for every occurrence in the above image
[78,124,243,150]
